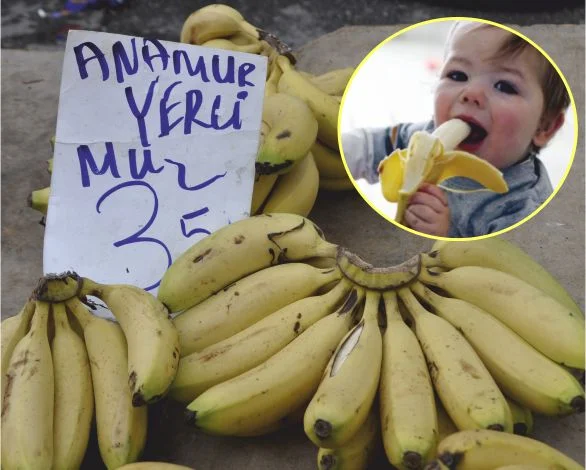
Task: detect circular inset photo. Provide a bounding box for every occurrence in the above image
[339,18,577,240]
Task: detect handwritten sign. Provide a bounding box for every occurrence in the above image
[43,30,267,298]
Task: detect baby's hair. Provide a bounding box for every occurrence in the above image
[445,21,570,124]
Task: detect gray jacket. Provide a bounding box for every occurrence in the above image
[341,121,553,238]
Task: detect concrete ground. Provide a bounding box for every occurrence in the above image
[1,14,585,470]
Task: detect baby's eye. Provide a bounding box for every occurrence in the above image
[494,80,518,94]
[446,70,467,82]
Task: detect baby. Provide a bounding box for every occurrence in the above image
[343,21,570,238]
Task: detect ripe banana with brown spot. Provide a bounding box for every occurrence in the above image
[277,55,340,150]
[256,92,318,175]
[66,297,147,469]
[81,278,179,405]
[377,119,508,223]
[173,262,342,355]
[423,237,582,314]
[158,213,339,313]
[185,287,364,437]
[250,173,279,214]
[1,301,54,470]
[432,429,583,470]
[410,282,585,416]
[170,278,352,403]
[317,405,380,470]
[397,288,513,433]
[33,271,82,302]
[261,151,320,216]
[418,266,585,369]
[51,302,94,470]
[379,290,437,470]
[1,299,35,406]
[312,139,349,180]
[304,290,382,448]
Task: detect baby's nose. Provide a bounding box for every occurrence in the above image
[460,83,486,107]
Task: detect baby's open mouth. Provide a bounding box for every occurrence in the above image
[461,121,488,145]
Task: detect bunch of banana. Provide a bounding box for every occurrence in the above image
[378,118,509,224]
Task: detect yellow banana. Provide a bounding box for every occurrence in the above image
[256,92,318,175]
[397,288,513,433]
[317,405,380,470]
[117,463,194,470]
[81,279,179,405]
[158,213,339,312]
[28,185,51,216]
[170,279,352,403]
[1,301,54,470]
[51,302,94,470]
[1,299,35,406]
[185,287,364,436]
[433,429,583,470]
[410,282,585,416]
[276,55,340,150]
[180,9,258,45]
[200,37,262,53]
[336,246,420,290]
[304,290,382,448]
[312,139,349,180]
[505,396,533,436]
[48,156,54,173]
[261,151,320,216]
[250,173,279,214]
[379,290,437,470]
[67,297,147,469]
[377,119,508,223]
[423,237,582,313]
[418,266,585,369]
[304,67,355,96]
[264,55,283,95]
[173,262,342,355]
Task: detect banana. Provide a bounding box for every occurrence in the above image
[505,396,533,436]
[418,266,585,369]
[1,301,54,470]
[180,9,259,45]
[397,288,513,433]
[336,246,420,290]
[158,213,339,312]
[434,429,583,470]
[117,464,194,470]
[81,279,179,406]
[319,176,355,191]
[312,139,349,180]
[173,262,342,355]
[436,398,458,442]
[28,185,51,215]
[410,282,585,416]
[67,297,147,469]
[185,287,364,436]
[264,58,283,96]
[169,278,352,403]
[256,92,319,175]
[48,156,54,173]
[423,237,582,313]
[316,405,380,470]
[304,289,382,448]
[51,302,94,470]
[377,119,508,223]
[379,290,437,470]
[250,173,279,214]
[201,37,262,53]
[1,299,35,406]
[304,67,355,96]
[33,271,82,302]
[261,151,320,216]
[276,55,340,150]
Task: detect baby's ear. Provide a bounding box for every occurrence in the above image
[533,111,565,147]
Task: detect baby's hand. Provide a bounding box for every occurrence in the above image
[402,183,450,237]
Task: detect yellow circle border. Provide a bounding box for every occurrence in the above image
[337,17,579,242]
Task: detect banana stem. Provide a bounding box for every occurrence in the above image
[382,290,401,323]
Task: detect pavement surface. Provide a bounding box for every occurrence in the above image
[1,1,585,469]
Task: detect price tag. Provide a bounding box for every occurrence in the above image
[43,30,267,299]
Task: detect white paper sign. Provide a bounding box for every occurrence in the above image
[44,30,267,297]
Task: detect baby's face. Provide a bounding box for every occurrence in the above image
[434,24,546,169]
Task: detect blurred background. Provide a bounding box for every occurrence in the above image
[340,20,577,219]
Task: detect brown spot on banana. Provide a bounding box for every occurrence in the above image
[193,248,212,263]
[276,130,291,139]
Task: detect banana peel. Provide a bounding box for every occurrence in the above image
[378,119,509,224]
